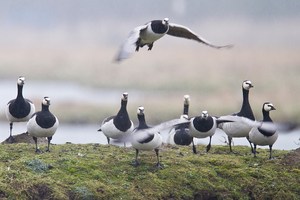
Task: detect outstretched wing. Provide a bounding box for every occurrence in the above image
[167,23,233,49]
[128,117,189,143]
[139,118,189,135]
[114,25,147,62]
[218,115,294,133]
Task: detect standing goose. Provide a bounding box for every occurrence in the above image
[249,102,278,159]
[115,18,233,62]
[189,111,233,154]
[219,80,255,153]
[27,97,59,153]
[131,106,163,168]
[167,95,193,146]
[98,92,134,144]
[5,76,35,143]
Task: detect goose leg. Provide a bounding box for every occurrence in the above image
[132,149,140,167]
[228,136,233,152]
[106,137,110,145]
[46,136,52,152]
[7,122,15,143]
[155,148,163,169]
[253,144,257,158]
[206,136,212,152]
[192,139,197,154]
[147,43,154,50]
[9,122,13,137]
[269,145,273,159]
[33,136,41,153]
[247,136,254,153]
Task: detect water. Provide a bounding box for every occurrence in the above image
[1,79,299,150]
[0,79,142,110]
[0,121,299,150]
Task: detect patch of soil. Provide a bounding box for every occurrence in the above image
[281,148,300,167]
[26,183,53,199]
[194,191,218,200]
[1,132,48,144]
[0,190,8,198]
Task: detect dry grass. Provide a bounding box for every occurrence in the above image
[0,39,299,123]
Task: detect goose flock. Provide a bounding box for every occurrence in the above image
[96,80,279,167]
[3,19,282,168]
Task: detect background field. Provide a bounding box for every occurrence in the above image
[0,0,299,125]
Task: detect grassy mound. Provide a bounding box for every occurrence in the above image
[0,143,299,199]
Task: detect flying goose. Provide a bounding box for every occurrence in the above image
[5,76,35,143]
[115,18,233,62]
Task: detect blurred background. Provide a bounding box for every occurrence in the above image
[0,0,299,147]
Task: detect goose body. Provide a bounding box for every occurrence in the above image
[115,18,233,62]
[27,97,59,152]
[5,76,35,143]
[131,107,163,168]
[130,107,189,168]
[189,111,231,153]
[249,102,278,159]
[219,80,255,152]
[189,111,217,139]
[98,93,134,144]
[167,95,193,146]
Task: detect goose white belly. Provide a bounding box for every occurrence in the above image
[27,116,59,137]
[131,132,162,151]
[221,121,252,137]
[100,120,134,139]
[249,128,278,146]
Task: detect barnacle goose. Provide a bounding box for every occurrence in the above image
[115,18,233,62]
[27,97,59,153]
[5,76,35,143]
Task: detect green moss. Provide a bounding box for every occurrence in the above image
[0,143,299,199]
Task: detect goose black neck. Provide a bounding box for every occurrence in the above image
[121,99,127,107]
[118,100,128,115]
[42,104,50,112]
[242,88,250,106]
[17,84,24,99]
[138,114,149,129]
[240,88,255,120]
[262,109,273,122]
[258,109,275,136]
[183,104,189,115]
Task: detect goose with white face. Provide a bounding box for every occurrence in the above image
[115,18,233,62]
[27,97,59,153]
[131,106,163,168]
[249,102,278,159]
[98,92,134,145]
[219,80,255,153]
[5,76,35,143]
[167,95,192,146]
